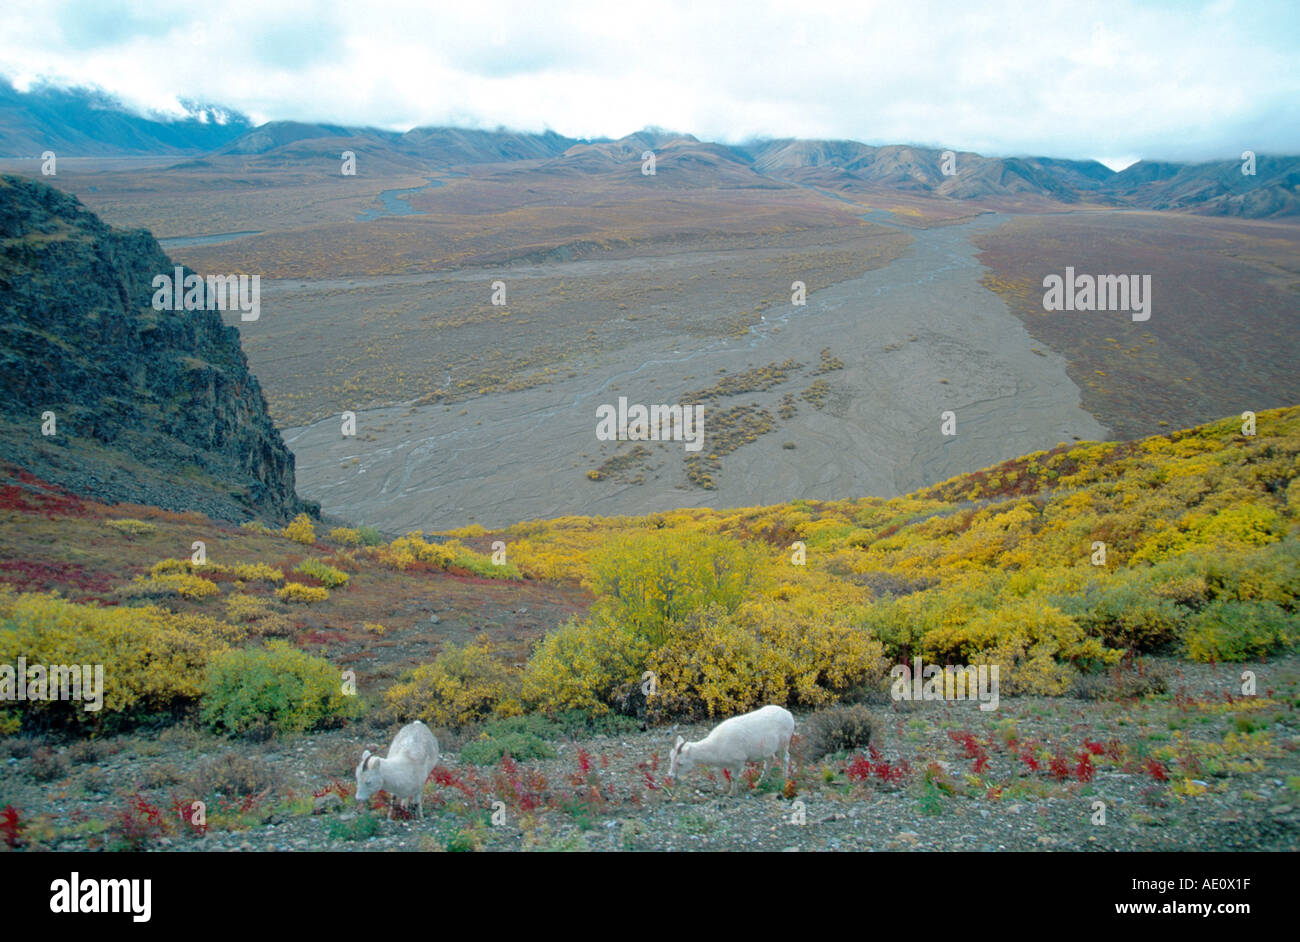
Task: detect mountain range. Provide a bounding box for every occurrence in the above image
[1,79,1296,218]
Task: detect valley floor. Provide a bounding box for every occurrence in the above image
[280,211,1105,532]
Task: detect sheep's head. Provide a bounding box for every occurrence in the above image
[355,749,383,801]
[668,735,693,779]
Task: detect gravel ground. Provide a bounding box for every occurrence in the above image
[3,655,1297,853]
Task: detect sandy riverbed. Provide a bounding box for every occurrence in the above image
[280,212,1106,532]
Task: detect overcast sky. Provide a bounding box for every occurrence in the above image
[2,0,1297,169]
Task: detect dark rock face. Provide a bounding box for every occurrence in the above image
[0,174,314,523]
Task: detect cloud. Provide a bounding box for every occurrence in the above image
[1,0,1296,161]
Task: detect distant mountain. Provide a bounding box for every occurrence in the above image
[0,78,252,156]
[0,174,313,523]
[1103,156,1300,217]
[749,139,1116,204]
[1,77,1296,217]
[396,126,574,164]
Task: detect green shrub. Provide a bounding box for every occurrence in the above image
[1057,577,1186,652]
[1184,600,1299,662]
[328,812,381,842]
[552,708,640,737]
[357,526,385,546]
[200,641,361,735]
[458,715,559,765]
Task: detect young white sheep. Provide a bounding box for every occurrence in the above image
[668,705,795,796]
[355,720,440,818]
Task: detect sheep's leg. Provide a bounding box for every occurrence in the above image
[783,743,790,778]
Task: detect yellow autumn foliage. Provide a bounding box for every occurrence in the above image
[0,586,243,729]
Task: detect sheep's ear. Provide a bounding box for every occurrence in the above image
[359,749,372,767]
[674,735,684,749]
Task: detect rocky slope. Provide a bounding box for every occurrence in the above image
[0,174,313,522]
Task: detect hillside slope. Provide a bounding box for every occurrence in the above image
[0,175,312,522]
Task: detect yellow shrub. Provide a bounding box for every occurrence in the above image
[282,513,317,545]
[105,519,156,538]
[647,607,784,719]
[384,635,521,727]
[328,527,362,546]
[129,572,220,600]
[521,617,649,716]
[0,589,242,728]
[362,622,387,635]
[231,562,284,583]
[224,594,295,637]
[277,583,329,604]
[150,558,225,577]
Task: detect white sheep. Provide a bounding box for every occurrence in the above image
[668,705,795,796]
[355,720,440,818]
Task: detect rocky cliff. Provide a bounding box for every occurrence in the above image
[0,174,315,523]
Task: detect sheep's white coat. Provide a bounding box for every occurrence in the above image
[355,720,440,818]
[668,705,795,795]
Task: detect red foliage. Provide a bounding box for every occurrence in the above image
[1143,758,1169,782]
[0,483,95,518]
[0,559,116,596]
[846,754,874,782]
[112,793,169,848]
[0,805,21,849]
[950,730,990,774]
[1082,740,1106,755]
[493,756,548,811]
[297,629,349,646]
[168,794,209,834]
[312,779,352,801]
[846,753,909,784]
[431,765,478,801]
[1020,750,1040,773]
[1048,752,1072,781]
[1074,751,1095,783]
[876,760,910,784]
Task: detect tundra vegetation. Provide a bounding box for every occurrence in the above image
[0,406,1298,849]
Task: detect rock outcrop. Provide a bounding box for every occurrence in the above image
[0,174,314,522]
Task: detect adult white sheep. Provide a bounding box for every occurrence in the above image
[668,705,795,796]
[355,720,440,818]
